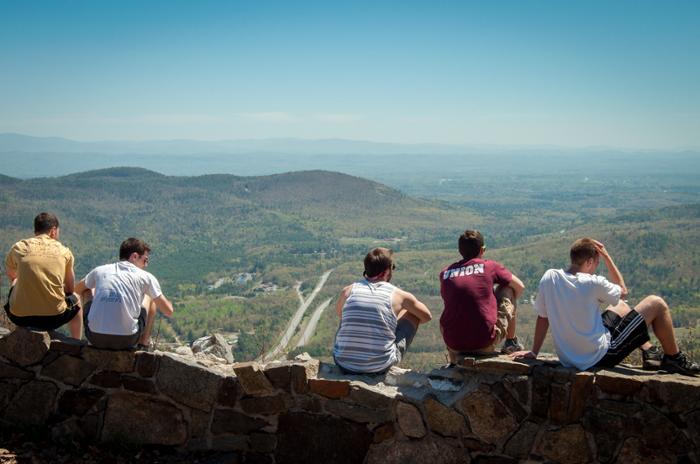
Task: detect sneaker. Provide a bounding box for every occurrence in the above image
[642,345,663,371]
[501,337,524,354]
[660,352,700,376]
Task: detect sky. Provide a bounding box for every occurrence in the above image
[0,0,699,149]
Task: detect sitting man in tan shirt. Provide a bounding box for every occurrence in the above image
[4,212,82,339]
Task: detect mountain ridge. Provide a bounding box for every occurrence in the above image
[0,168,477,288]
[3,132,698,155]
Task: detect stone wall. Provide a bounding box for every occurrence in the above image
[0,328,698,463]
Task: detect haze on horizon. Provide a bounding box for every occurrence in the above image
[1,0,699,150]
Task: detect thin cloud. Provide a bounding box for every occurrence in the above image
[239,112,299,123]
[313,113,363,123]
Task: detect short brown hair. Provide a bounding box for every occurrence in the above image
[570,238,598,266]
[119,238,151,260]
[363,247,393,278]
[458,230,484,260]
[34,212,59,234]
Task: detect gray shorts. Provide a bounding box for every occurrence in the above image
[394,318,418,363]
[84,301,146,350]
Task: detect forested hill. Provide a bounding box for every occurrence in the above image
[0,174,21,185]
[0,167,478,290]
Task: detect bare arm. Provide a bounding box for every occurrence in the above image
[64,266,75,295]
[593,240,628,298]
[395,289,432,324]
[335,285,352,317]
[6,252,17,282]
[73,279,92,303]
[74,279,87,295]
[152,294,174,317]
[511,316,549,360]
[508,274,525,299]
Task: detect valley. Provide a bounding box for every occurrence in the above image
[0,160,698,370]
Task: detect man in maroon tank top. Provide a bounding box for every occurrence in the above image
[440,230,525,363]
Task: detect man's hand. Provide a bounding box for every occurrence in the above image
[510,350,537,360]
[592,239,628,297]
[592,240,610,258]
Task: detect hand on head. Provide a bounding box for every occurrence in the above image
[592,240,609,258]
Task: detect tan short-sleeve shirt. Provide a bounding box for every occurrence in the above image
[5,234,74,317]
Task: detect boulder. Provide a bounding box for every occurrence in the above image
[309,378,351,399]
[0,328,50,366]
[366,436,464,464]
[175,346,194,357]
[101,391,187,446]
[423,397,466,437]
[211,409,269,435]
[535,424,592,464]
[192,334,234,364]
[276,412,372,464]
[3,380,58,426]
[458,390,518,444]
[233,361,275,396]
[396,401,426,438]
[156,353,224,411]
[41,355,95,386]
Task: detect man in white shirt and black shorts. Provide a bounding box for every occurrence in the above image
[75,238,174,350]
[512,238,698,376]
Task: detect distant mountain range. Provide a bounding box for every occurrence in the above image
[4,133,697,156]
[3,133,699,181]
[0,133,481,155]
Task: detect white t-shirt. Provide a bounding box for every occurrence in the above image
[84,261,162,336]
[534,269,621,370]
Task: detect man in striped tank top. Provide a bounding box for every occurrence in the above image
[333,248,432,374]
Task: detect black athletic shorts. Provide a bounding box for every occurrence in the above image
[595,309,650,368]
[4,287,81,331]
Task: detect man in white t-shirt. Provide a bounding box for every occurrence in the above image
[512,238,698,376]
[75,238,174,350]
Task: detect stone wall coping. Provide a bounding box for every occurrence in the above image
[1,328,699,461]
[2,331,698,391]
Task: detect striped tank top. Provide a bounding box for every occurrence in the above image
[333,279,398,373]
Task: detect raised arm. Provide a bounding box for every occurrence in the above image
[593,240,628,298]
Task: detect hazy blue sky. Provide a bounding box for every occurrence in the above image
[1,0,698,148]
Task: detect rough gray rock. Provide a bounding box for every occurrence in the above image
[192,334,234,364]
[3,380,58,426]
[233,361,275,396]
[366,436,465,464]
[156,353,224,411]
[276,412,372,464]
[396,401,426,438]
[102,391,187,446]
[0,328,50,366]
